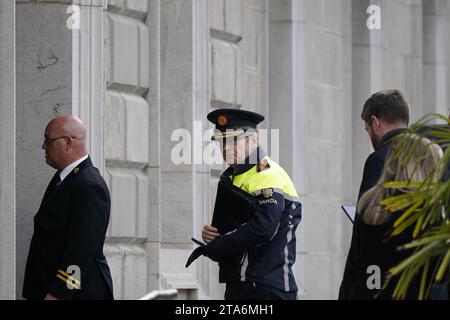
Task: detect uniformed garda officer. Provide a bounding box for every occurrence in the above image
[186,108,302,300]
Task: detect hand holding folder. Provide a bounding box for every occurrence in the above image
[185,179,259,268]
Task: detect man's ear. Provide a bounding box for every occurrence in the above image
[370,116,381,129]
[66,136,73,151]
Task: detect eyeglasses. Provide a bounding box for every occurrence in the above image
[43,136,77,145]
[216,136,246,146]
[216,133,257,146]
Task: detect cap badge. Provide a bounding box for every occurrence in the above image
[217,115,228,127]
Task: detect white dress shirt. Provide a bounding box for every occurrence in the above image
[59,154,89,183]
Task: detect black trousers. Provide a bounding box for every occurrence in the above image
[225,282,297,300]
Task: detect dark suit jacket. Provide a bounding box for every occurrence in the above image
[23,157,114,300]
[339,129,406,300]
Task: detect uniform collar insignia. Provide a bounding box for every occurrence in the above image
[257,159,270,172]
[262,188,273,198]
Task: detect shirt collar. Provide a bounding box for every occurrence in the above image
[59,155,88,182]
[376,128,407,149]
[230,147,267,177]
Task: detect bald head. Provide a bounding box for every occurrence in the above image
[42,115,88,170]
[48,115,87,140]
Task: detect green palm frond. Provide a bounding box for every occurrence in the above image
[381,113,450,299]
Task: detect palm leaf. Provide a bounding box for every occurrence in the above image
[379,113,450,299]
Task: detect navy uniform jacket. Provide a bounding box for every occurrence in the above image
[339,128,407,299]
[23,157,114,300]
[204,150,302,294]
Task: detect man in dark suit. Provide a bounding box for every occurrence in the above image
[339,89,410,299]
[23,115,113,300]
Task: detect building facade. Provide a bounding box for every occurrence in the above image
[1,0,450,299]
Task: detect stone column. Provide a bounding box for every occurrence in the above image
[103,0,150,299]
[351,0,376,200]
[269,0,308,298]
[145,0,162,296]
[270,0,353,299]
[269,0,306,190]
[16,0,73,298]
[159,0,205,299]
[423,0,448,117]
[0,0,16,300]
[15,0,105,298]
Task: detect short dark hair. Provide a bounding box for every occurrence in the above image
[361,89,410,125]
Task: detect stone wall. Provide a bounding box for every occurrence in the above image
[4,0,450,300]
[103,0,151,300]
[15,0,73,298]
[0,0,16,300]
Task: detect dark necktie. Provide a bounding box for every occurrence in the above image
[42,172,61,201]
[50,172,61,192]
[55,174,61,187]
